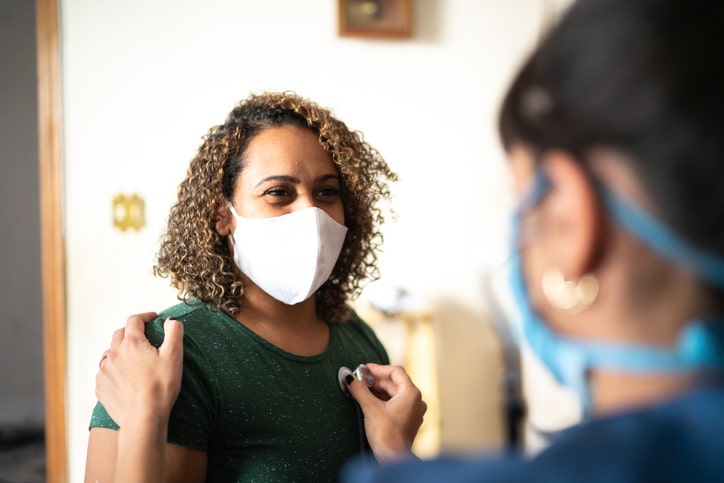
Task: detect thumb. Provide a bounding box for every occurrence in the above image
[160,318,184,361]
[346,377,381,412]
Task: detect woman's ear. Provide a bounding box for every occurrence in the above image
[214,197,235,236]
[540,151,603,279]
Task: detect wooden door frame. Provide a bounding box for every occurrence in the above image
[37,0,68,481]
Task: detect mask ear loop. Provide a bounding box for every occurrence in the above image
[516,166,553,216]
[225,202,238,246]
[598,183,724,289]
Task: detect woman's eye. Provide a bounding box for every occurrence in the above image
[263,187,291,197]
[317,186,340,198]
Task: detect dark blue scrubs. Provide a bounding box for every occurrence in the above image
[342,384,724,483]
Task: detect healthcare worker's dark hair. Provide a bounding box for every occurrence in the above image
[498,0,724,259]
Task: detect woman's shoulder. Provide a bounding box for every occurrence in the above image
[145,301,230,343]
[337,308,375,335]
[158,299,218,319]
[333,308,390,363]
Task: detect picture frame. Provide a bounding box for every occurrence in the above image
[338,0,412,39]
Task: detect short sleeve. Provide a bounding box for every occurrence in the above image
[145,315,219,452]
[89,400,118,430]
[88,311,220,453]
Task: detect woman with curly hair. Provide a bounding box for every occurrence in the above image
[85,92,405,482]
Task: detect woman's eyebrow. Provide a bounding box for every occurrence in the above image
[254,175,299,188]
[316,174,340,183]
[255,173,340,188]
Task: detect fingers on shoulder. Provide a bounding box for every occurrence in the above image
[125,312,158,337]
[127,311,158,324]
[163,318,184,338]
[160,318,185,360]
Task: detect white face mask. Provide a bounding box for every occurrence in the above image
[228,205,348,305]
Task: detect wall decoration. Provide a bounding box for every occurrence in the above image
[338,0,412,39]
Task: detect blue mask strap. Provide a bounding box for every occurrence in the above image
[516,168,552,216]
[539,317,724,374]
[600,186,724,289]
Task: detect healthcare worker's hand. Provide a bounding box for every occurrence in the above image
[95,312,184,428]
[347,363,427,461]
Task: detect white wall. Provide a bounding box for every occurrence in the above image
[61,1,557,479]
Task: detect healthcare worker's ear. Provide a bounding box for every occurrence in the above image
[540,151,603,279]
[214,198,235,236]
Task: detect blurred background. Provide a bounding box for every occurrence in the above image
[2,1,576,481]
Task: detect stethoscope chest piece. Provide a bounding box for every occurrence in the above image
[338,364,374,397]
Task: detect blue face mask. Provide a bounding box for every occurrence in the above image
[509,168,724,416]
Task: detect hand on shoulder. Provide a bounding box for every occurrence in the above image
[95,312,184,427]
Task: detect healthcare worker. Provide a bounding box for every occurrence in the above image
[94,0,724,481]
[341,0,724,480]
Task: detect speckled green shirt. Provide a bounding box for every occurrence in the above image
[90,301,389,482]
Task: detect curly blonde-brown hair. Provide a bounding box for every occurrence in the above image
[154,92,398,323]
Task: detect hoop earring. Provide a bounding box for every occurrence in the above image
[541,268,599,314]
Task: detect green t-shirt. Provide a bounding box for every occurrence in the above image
[90,301,389,482]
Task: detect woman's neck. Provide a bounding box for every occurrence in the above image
[575,224,714,417]
[233,282,330,356]
[590,369,698,417]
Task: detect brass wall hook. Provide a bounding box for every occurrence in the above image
[112,193,146,231]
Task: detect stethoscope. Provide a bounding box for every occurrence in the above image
[338,364,375,459]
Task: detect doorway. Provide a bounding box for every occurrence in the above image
[0,1,46,481]
[0,0,68,482]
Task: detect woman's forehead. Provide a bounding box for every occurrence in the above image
[241,125,336,178]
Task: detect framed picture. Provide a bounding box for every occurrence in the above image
[338,0,412,39]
